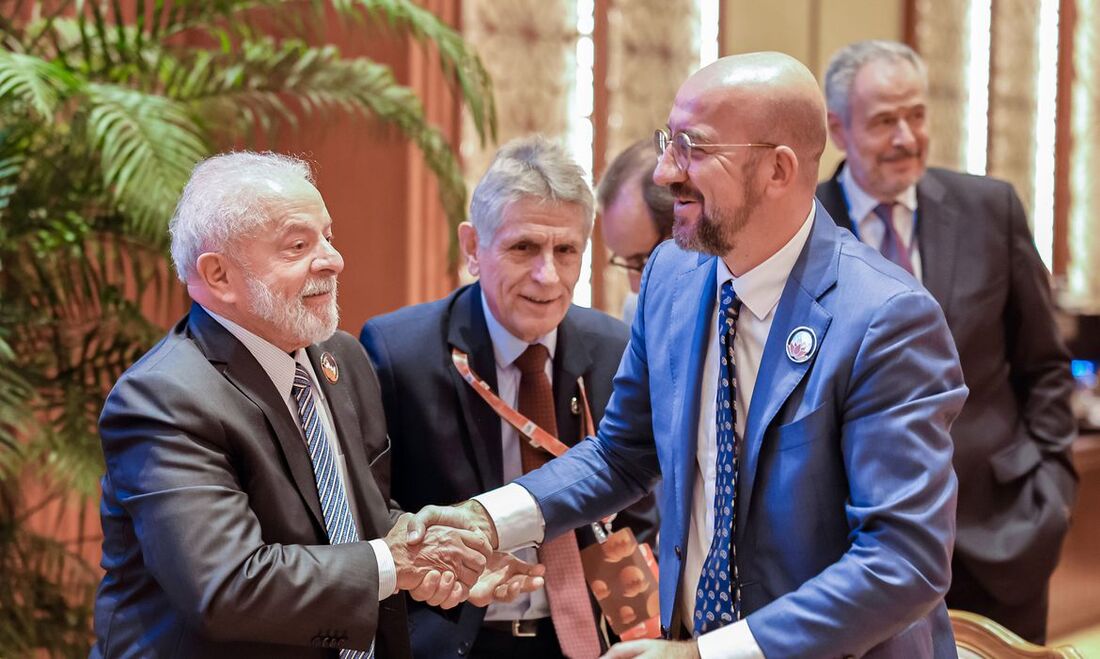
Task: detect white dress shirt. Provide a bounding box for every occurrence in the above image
[479,293,555,621]
[205,307,397,600]
[838,164,923,282]
[476,207,816,658]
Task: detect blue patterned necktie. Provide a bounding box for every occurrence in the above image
[693,280,743,636]
[292,363,371,659]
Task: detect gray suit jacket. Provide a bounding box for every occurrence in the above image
[92,304,411,658]
[818,165,1078,605]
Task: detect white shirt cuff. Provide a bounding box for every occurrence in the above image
[368,538,397,600]
[472,483,545,552]
[696,620,765,659]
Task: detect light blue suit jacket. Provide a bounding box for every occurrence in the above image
[517,204,968,658]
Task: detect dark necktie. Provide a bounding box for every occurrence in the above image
[694,280,742,636]
[514,344,601,658]
[292,364,371,659]
[872,202,914,275]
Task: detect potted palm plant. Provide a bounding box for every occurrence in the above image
[0,1,494,654]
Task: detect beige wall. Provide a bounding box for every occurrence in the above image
[720,0,906,177]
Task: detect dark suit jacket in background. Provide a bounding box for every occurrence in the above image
[818,165,1078,624]
[93,304,410,658]
[360,282,659,658]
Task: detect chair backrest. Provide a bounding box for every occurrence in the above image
[950,609,1085,659]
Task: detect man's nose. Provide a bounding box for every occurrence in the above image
[532,251,559,285]
[314,240,344,275]
[892,118,917,150]
[653,147,685,186]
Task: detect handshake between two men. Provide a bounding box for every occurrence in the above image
[387,500,538,609]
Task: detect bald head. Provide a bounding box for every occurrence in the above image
[678,52,827,185]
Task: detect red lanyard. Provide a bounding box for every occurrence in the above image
[451,347,595,457]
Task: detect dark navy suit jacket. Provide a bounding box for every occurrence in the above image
[818,165,1077,611]
[361,283,659,658]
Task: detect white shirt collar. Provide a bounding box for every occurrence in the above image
[838,162,918,221]
[480,291,558,370]
[717,204,816,321]
[202,306,311,402]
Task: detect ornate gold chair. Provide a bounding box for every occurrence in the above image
[950,609,1085,658]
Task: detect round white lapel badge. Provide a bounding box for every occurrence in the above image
[320,351,339,384]
[785,326,817,364]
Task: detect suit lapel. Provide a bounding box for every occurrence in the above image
[306,344,389,540]
[915,172,959,319]
[187,305,326,535]
[446,284,504,491]
[670,255,718,552]
[738,205,837,535]
[817,163,856,233]
[552,310,592,446]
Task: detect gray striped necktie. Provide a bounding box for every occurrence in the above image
[292,363,372,659]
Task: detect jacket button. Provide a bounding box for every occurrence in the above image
[674,545,683,559]
[310,635,323,648]
[458,640,472,655]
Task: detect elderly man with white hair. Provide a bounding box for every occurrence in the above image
[92,152,542,659]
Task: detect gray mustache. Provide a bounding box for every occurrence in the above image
[301,279,337,296]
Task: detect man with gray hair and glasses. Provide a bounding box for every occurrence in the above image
[361,135,658,658]
[817,40,1077,643]
[93,151,542,658]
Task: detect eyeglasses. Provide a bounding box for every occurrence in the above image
[607,235,667,274]
[654,129,778,171]
[608,253,648,274]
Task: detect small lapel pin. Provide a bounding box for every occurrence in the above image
[785,326,817,364]
[320,351,339,384]
[570,396,581,415]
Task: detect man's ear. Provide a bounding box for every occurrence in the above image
[763,145,799,196]
[194,252,239,304]
[457,222,481,277]
[827,112,848,152]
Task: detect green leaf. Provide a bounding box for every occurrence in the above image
[332,0,497,145]
[0,51,77,119]
[82,83,207,241]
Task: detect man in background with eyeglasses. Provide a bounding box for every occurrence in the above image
[818,40,1077,644]
[596,140,675,324]
[414,51,968,658]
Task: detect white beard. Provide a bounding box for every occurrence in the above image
[245,274,339,347]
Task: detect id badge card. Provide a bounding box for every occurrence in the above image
[579,527,662,639]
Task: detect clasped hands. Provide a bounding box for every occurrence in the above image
[383,500,543,609]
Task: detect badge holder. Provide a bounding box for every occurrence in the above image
[579,528,662,639]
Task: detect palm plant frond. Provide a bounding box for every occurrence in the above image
[82,83,207,241]
[0,49,76,118]
[2,1,495,652]
[334,0,497,145]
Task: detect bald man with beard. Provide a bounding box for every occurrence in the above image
[419,52,967,657]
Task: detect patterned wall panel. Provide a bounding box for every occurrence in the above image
[601,0,702,315]
[914,0,969,171]
[988,0,1040,219]
[1066,0,1100,308]
[605,0,701,157]
[460,0,579,186]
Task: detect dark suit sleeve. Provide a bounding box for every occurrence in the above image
[100,370,382,651]
[1002,184,1078,504]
